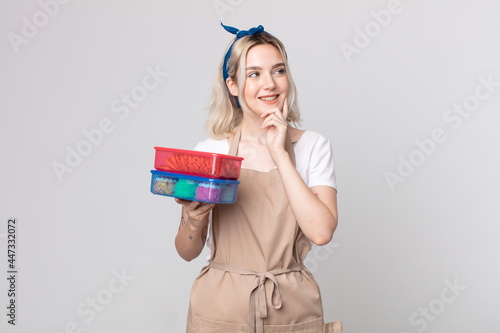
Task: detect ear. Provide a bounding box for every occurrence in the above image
[226,78,239,97]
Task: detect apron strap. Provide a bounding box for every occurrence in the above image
[323,320,343,332]
[228,124,296,167]
[209,260,304,333]
[228,125,241,156]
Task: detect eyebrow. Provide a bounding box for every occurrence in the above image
[246,63,285,71]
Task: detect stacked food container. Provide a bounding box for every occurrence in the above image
[150,147,243,204]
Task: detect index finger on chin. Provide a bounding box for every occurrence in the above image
[283,97,289,120]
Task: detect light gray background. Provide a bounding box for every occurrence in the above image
[1,0,499,332]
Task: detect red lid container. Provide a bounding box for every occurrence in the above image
[154,147,243,179]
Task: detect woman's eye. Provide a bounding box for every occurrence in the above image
[274,68,285,75]
[248,72,259,78]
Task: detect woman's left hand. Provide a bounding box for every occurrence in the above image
[260,97,289,158]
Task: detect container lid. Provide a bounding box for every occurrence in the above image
[154,147,243,160]
[151,170,240,184]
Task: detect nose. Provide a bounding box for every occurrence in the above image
[262,73,276,90]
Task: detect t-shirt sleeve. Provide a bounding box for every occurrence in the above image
[193,141,208,152]
[308,134,337,190]
[193,138,229,154]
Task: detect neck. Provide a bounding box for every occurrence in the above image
[240,112,268,145]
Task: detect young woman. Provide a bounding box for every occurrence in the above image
[175,23,342,333]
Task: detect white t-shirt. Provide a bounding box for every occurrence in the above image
[193,130,337,259]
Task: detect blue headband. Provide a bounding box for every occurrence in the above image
[221,23,265,82]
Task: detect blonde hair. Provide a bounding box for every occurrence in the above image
[206,32,301,139]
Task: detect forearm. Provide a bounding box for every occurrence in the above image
[175,210,208,262]
[274,150,337,245]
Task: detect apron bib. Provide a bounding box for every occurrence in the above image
[186,126,342,333]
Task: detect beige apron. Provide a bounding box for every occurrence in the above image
[186,126,342,333]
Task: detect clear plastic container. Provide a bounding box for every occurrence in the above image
[154,147,243,179]
[150,170,240,204]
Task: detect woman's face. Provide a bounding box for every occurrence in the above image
[240,44,289,117]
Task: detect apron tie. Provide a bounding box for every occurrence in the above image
[254,271,282,319]
[208,260,304,333]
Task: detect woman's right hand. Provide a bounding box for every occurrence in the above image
[174,199,215,261]
[175,198,215,231]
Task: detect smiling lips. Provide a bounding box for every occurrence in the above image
[259,94,279,104]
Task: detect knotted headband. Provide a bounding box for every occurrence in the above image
[221,23,265,82]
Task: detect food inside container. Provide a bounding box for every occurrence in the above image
[150,170,240,204]
[154,147,243,179]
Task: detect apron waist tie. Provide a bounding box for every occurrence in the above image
[208,260,304,333]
